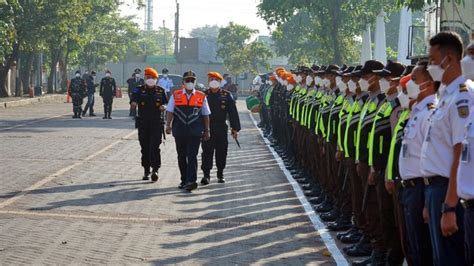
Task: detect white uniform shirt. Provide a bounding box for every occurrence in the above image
[420,76,472,178]
[457,79,474,199]
[399,94,437,179]
[158,77,173,93]
[166,89,211,115]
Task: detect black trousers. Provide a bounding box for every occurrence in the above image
[138,125,162,172]
[72,94,83,116]
[175,136,201,185]
[201,128,228,175]
[103,96,113,115]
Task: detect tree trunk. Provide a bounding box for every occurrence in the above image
[20,52,34,95]
[329,2,342,65]
[0,43,20,97]
[47,48,60,93]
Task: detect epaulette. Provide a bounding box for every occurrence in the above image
[460,83,469,92]
[155,85,165,92]
[221,89,230,97]
[427,103,436,110]
[195,90,205,96]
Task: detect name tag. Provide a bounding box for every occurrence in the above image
[402,141,408,158]
[461,139,470,163]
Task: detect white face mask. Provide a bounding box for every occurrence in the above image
[287,84,294,91]
[209,80,220,89]
[163,74,168,78]
[427,57,448,82]
[105,73,111,77]
[379,78,391,94]
[314,76,322,87]
[348,80,357,93]
[136,74,140,78]
[322,78,331,88]
[461,55,474,80]
[337,80,347,91]
[75,73,80,78]
[406,80,421,99]
[396,85,403,94]
[359,78,370,92]
[335,76,342,84]
[146,78,157,87]
[306,76,314,85]
[398,92,410,109]
[295,75,303,83]
[283,80,289,86]
[185,82,195,91]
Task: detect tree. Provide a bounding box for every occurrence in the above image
[217,22,273,77]
[133,27,174,57]
[257,0,399,65]
[190,25,221,43]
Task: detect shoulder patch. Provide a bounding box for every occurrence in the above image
[458,105,470,118]
[460,83,468,92]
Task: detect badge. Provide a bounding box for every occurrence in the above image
[458,105,469,118]
[461,139,470,163]
[402,141,408,158]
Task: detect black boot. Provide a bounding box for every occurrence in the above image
[107,105,112,119]
[142,168,150,180]
[200,171,210,185]
[103,106,108,119]
[217,169,225,183]
[151,169,159,182]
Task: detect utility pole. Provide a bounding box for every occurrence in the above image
[174,1,179,57]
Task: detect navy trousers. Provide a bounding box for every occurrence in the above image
[175,136,201,185]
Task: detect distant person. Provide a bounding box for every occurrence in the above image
[158,68,174,98]
[69,70,86,119]
[83,71,98,117]
[223,76,238,100]
[99,70,116,119]
[127,68,144,117]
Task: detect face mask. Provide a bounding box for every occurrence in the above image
[461,55,474,80]
[146,78,157,87]
[379,79,391,94]
[359,78,370,92]
[314,77,322,87]
[396,85,403,94]
[209,80,220,89]
[287,84,294,91]
[337,80,347,91]
[283,80,289,86]
[427,57,448,82]
[335,76,342,85]
[322,78,331,88]
[136,74,140,78]
[185,82,195,91]
[295,75,303,83]
[163,74,168,78]
[105,73,111,77]
[306,76,314,85]
[398,92,410,109]
[406,80,421,99]
[75,73,80,78]
[348,80,357,93]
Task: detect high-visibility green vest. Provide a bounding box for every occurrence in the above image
[337,97,353,151]
[386,109,410,181]
[301,89,314,126]
[343,99,363,158]
[326,94,345,142]
[367,101,393,166]
[355,98,379,161]
[296,87,307,123]
[264,86,273,106]
[317,92,334,138]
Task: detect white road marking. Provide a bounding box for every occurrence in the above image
[248,112,349,266]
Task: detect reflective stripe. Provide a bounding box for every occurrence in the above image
[386,110,410,180]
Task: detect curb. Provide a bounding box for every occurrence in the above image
[1,95,66,109]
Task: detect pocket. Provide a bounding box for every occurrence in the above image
[432,109,444,121]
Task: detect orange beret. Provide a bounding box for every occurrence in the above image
[286,75,296,85]
[400,74,411,89]
[207,71,223,80]
[275,67,285,73]
[144,67,159,79]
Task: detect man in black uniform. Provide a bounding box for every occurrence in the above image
[131,67,168,182]
[100,70,117,119]
[127,68,144,117]
[200,71,241,185]
[70,70,86,119]
[83,71,98,117]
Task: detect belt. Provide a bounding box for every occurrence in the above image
[423,175,449,186]
[461,199,474,209]
[401,178,424,188]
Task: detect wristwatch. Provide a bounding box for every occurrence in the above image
[441,203,456,214]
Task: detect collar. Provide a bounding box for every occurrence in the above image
[368,89,381,99]
[413,94,437,112]
[444,75,466,95]
[356,92,368,100]
[183,88,196,95]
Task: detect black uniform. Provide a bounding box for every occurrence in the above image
[69,76,86,118]
[127,75,145,117]
[100,76,117,119]
[132,85,168,179]
[201,88,241,181]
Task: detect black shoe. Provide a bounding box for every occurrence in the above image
[185,182,198,192]
[336,227,356,240]
[316,201,333,213]
[340,231,362,244]
[107,116,112,119]
[82,111,86,116]
[327,218,352,231]
[178,182,186,189]
[200,177,210,185]
[89,113,96,117]
[151,172,159,182]
[352,256,373,266]
[345,242,372,257]
[142,174,150,181]
[103,116,107,119]
[320,209,339,222]
[217,171,225,183]
[313,193,326,205]
[217,177,225,183]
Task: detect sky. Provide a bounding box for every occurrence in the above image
[119,0,272,37]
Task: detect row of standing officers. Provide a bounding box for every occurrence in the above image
[255,31,474,265]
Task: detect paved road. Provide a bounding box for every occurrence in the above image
[0,97,338,265]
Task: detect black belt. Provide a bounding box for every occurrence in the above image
[423,175,449,186]
[461,199,474,209]
[401,178,424,188]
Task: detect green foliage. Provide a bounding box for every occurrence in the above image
[396,0,464,10]
[0,0,21,65]
[190,25,221,43]
[132,27,174,58]
[217,22,273,76]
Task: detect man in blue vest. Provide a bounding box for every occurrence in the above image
[166,71,211,192]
